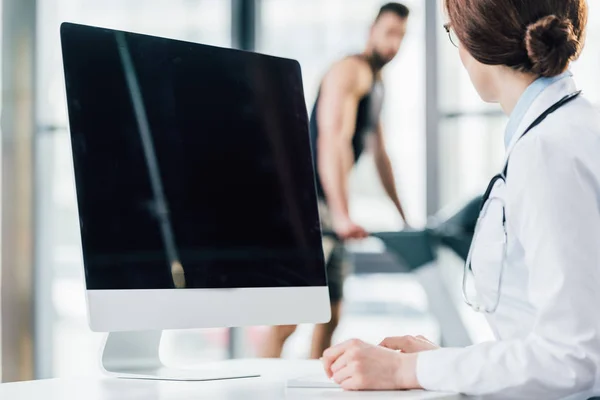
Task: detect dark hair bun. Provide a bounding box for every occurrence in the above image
[525,15,579,77]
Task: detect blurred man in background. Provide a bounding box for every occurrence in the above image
[260,3,410,359]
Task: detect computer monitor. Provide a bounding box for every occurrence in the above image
[60,22,330,380]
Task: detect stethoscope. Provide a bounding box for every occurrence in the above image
[463,90,582,314]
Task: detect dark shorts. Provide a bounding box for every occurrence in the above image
[326,243,348,303]
[318,201,351,303]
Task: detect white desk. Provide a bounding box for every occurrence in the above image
[0,359,469,399]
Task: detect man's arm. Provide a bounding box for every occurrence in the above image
[317,59,370,239]
[373,123,408,225]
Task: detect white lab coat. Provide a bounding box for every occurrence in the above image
[416,76,600,399]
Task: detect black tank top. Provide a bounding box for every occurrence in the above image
[309,56,384,198]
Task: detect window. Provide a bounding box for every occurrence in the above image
[436,2,600,209]
[0,5,3,381]
[437,6,506,210]
[255,0,437,358]
[571,1,600,104]
[259,0,427,230]
[37,0,232,377]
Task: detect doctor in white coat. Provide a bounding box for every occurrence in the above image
[322,0,600,398]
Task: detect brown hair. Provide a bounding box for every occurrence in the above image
[445,0,588,77]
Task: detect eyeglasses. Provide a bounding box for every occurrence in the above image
[444,24,459,48]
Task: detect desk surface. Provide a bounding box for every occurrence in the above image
[0,359,468,399]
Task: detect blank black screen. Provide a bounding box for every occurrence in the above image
[61,23,326,290]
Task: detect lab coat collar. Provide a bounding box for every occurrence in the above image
[505,76,579,157]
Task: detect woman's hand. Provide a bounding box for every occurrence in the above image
[321,339,421,391]
[379,335,440,353]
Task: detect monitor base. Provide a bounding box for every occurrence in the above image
[101,331,260,381]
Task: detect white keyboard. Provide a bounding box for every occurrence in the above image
[286,374,456,398]
[286,373,340,389]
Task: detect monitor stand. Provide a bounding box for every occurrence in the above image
[101,330,260,381]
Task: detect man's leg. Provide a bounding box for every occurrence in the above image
[310,244,346,359]
[310,301,342,359]
[259,325,297,358]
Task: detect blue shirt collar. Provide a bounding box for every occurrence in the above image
[504,71,572,148]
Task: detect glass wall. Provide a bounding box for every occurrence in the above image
[437,1,600,211]
[0,4,3,382]
[259,0,427,230]
[256,0,437,358]
[36,0,232,377]
[571,1,600,104]
[436,7,506,210]
[27,0,600,378]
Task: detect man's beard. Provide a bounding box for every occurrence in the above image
[368,50,393,72]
